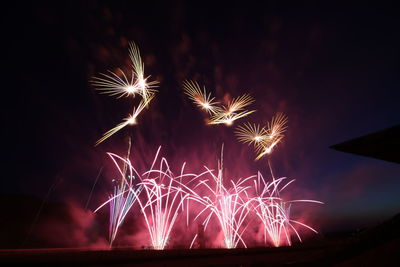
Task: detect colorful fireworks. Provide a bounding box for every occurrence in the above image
[187,147,256,248]
[236,113,288,160]
[92,42,158,145]
[135,152,192,250]
[95,95,154,146]
[182,80,219,114]
[93,152,142,246]
[250,172,323,247]
[91,43,322,250]
[94,147,321,249]
[182,80,256,126]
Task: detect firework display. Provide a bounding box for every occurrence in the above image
[92,42,322,249]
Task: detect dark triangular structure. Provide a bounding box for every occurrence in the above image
[331,125,400,164]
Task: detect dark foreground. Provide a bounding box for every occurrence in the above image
[1,238,399,266]
[2,213,400,266]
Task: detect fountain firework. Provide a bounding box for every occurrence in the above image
[96,147,199,249]
[187,147,256,249]
[93,152,142,246]
[94,147,322,249]
[134,148,194,250]
[250,172,323,247]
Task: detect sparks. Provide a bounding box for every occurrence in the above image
[91,42,158,100]
[94,152,142,246]
[267,112,288,140]
[182,80,256,125]
[95,147,195,249]
[186,147,256,249]
[189,172,255,248]
[91,69,139,98]
[182,80,219,114]
[92,42,159,146]
[235,122,268,146]
[94,146,322,249]
[128,42,159,102]
[91,42,322,250]
[236,113,288,160]
[95,95,154,146]
[208,109,257,126]
[226,94,255,114]
[208,94,256,126]
[250,172,323,247]
[135,150,193,250]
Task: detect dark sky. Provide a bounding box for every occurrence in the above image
[2,1,400,237]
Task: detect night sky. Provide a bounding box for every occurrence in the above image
[1,1,400,247]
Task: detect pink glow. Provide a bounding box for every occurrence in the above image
[94,147,322,249]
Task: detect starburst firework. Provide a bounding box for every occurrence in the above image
[182,81,256,126]
[236,113,288,160]
[92,42,158,145]
[208,94,256,126]
[91,69,139,98]
[128,42,159,102]
[182,80,219,114]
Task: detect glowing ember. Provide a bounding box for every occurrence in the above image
[125,85,137,94]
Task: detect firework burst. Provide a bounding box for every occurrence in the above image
[208,94,256,126]
[91,69,139,99]
[182,80,219,114]
[182,81,256,126]
[91,43,158,100]
[92,42,158,145]
[128,42,159,102]
[236,113,288,160]
[235,122,268,147]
